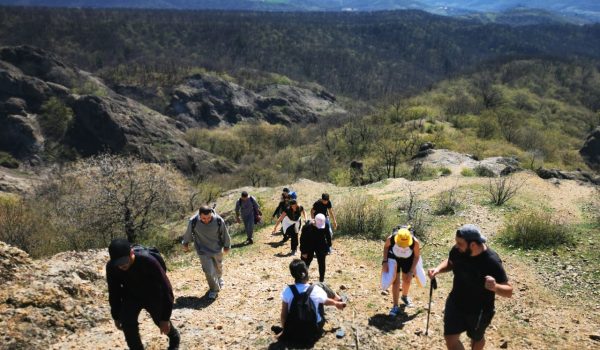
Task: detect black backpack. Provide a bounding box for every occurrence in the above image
[132,245,167,272]
[281,285,321,345]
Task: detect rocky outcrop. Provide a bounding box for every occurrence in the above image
[414,149,521,176]
[580,127,600,172]
[0,46,232,174]
[536,168,600,185]
[167,74,346,128]
[0,242,109,349]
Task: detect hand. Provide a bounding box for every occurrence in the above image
[428,268,438,280]
[333,221,338,230]
[382,263,389,274]
[183,244,190,253]
[223,247,230,254]
[114,320,122,330]
[159,321,171,335]
[336,301,347,310]
[301,254,308,259]
[484,275,496,292]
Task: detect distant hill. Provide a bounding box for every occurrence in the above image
[0,0,599,22]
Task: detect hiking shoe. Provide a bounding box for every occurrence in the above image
[401,295,412,306]
[245,238,254,245]
[167,325,180,350]
[291,250,297,256]
[208,291,218,300]
[389,305,400,317]
[218,278,224,289]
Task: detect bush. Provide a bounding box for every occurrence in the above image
[336,194,391,240]
[0,151,19,168]
[397,187,432,242]
[488,176,524,206]
[439,167,452,176]
[474,165,496,177]
[461,168,476,177]
[0,197,38,253]
[434,187,462,215]
[38,97,73,141]
[499,211,573,249]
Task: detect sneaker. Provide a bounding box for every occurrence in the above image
[389,305,400,317]
[218,278,224,289]
[401,295,412,306]
[291,250,297,256]
[245,238,254,245]
[167,325,180,350]
[208,291,218,300]
[327,246,333,255]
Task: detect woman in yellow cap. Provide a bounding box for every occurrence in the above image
[381,226,421,316]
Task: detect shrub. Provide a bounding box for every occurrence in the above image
[336,194,391,240]
[499,211,573,249]
[38,97,73,141]
[434,186,462,215]
[0,151,19,168]
[461,168,476,177]
[397,187,431,242]
[0,197,38,253]
[439,167,452,176]
[488,175,524,206]
[474,165,496,177]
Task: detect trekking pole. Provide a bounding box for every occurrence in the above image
[425,277,437,336]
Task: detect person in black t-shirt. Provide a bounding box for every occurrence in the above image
[311,193,337,252]
[272,199,307,255]
[106,238,180,350]
[428,224,512,350]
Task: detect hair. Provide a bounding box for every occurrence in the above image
[289,259,309,283]
[199,205,213,215]
[241,191,249,197]
[321,193,330,201]
[455,230,483,246]
[283,187,290,193]
[289,199,297,206]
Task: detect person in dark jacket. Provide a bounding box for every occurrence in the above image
[106,238,180,350]
[300,214,330,282]
[272,199,307,255]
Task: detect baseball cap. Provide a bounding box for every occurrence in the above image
[108,238,132,267]
[456,224,487,243]
[394,228,413,248]
[315,214,326,229]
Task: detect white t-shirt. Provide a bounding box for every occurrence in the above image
[281,283,328,323]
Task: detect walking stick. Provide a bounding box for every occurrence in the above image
[425,278,437,336]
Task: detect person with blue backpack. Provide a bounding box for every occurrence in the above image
[182,205,231,300]
[278,259,347,346]
[106,238,180,350]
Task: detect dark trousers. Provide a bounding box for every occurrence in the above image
[302,251,327,282]
[120,300,179,350]
[286,225,299,251]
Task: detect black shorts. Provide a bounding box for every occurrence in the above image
[443,298,495,341]
[393,255,414,274]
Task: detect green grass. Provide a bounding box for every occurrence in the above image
[460,168,476,177]
[499,211,574,249]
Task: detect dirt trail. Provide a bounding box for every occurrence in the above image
[50,173,599,349]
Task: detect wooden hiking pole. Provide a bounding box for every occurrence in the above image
[425,278,437,336]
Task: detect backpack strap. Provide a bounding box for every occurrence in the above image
[289,284,300,298]
[305,284,315,297]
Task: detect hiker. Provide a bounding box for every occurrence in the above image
[382,226,421,315]
[272,199,307,255]
[279,259,346,346]
[106,238,180,350]
[235,191,261,244]
[271,192,290,238]
[300,214,330,282]
[428,224,513,350]
[182,205,231,300]
[283,187,297,200]
[311,193,337,253]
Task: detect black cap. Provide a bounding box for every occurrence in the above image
[283,187,290,193]
[108,238,132,266]
[456,224,487,243]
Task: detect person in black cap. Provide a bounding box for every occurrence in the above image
[428,224,512,350]
[106,238,180,350]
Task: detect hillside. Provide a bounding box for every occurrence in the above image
[3,172,600,349]
[1,8,600,100]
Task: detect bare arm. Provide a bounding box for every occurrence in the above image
[485,277,513,298]
[428,258,453,279]
[324,298,346,310]
[410,239,421,273]
[328,208,337,228]
[272,212,287,233]
[382,238,391,273]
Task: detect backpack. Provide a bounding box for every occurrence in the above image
[289,191,297,200]
[281,285,321,345]
[132,244,167,272]
[191,212,225,245]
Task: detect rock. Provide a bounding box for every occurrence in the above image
[536,168,600,185]
[500,340,509,348]
[418,142,435,152]
[580,127,600,172]
[500,165,520,176]
[166,74,345,128]
[590,335,600,342]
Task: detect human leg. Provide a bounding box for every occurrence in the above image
[302,251,314,267]
[243,214,254,241]
[119,300,144,350]
[316,251,327,282]
[146,306,180,350]
[443,298,468,350]
[288,226,298,252]
[444,334,465,350]
[199,254,220,292]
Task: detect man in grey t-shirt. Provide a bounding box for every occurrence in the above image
[235,191,261,244]
[182,205,231,300]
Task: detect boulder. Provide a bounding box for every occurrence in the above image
[0,114,43,158]
[536,167,600,185]
[580,127,600,172]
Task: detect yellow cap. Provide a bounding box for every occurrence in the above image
[395,229,413,248]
